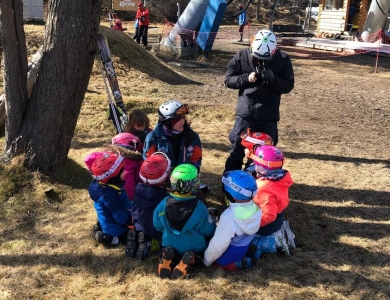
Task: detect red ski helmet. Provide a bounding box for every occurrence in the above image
[241,128,273,151]
[112,132,140,151]
[139,152,171,185]
[115,19,122,25]
[91,152,125,183]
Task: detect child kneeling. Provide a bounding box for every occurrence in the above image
[126,152,170,260]
[153,163,216,279]
[88,152,133,246]
[248,145,296,257]
[203,170,261,270]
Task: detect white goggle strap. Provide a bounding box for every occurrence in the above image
[92,155,124,181]
[140,152,171,185]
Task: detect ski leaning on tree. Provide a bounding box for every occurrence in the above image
[96,33,128,133]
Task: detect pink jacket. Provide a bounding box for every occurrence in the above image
[123,158,142,200]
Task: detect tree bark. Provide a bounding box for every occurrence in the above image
[1,0,102,173]
[0,0,28,147]
[0,46,43,134]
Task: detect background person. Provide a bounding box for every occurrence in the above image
[237,3,247,42]
[223,29,294,173]
[136,2,150,48]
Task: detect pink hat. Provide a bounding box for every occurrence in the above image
[83,151,105,171]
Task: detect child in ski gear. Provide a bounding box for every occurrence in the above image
[111,134,143,201]
[136,2,150,47]
[126,152,170,260]
[153,163,216,279]
[144,100,208,206]
[88,152,133,246]
[248,145,296,257]
[143,100,202,169]
[113,18,127,31]
[125,109,152,153]
[204,170,261,271]
[237,4,247,42]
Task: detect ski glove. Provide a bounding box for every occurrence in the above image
[261,69,275,84]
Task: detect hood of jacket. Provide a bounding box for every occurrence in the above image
[229,201,261,235]
[166,194,199,234]
[134,183,167,209]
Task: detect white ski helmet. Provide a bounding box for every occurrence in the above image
[251,29,277,60]
[158,100,189,122]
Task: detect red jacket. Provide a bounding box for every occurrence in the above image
[253,171,293,228]
[136,8,150,26]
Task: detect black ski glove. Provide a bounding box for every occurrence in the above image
[261,69,275,84]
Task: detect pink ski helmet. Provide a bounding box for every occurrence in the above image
[112,132,140,151]
[250,145,285,171]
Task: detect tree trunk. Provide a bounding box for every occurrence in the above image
[1,0,102,173]
[0,0,28,147]
[0,46,43,134]
[256,0,261,21]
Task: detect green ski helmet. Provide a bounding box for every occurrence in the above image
[170,163,200,195]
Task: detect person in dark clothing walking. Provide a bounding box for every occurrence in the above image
[223,29,294,173]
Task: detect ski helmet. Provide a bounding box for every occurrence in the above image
[112,132,140,151]
[222,170,257,201]
[239,3,244,9]
[158,100,189,122]
[251,29,277,61]
[139,152,171,186]
[250,145,285,172]
[241,128,273,151]
[115,19,122,25]
[170,163,200,195]
[91,152,125,183]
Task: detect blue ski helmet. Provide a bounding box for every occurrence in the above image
[222,170,257,201]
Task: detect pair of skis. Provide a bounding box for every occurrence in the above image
[96,33,128,133]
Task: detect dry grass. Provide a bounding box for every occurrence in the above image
[1,23,390,299]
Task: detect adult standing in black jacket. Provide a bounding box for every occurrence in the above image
[223,29,294,173]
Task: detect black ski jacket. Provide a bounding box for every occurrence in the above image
[224,48,294,121]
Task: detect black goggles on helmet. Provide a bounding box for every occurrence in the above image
[251,55,272,68]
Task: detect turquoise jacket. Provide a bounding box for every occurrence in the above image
[153,194,216,256]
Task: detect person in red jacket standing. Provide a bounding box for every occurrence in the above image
[135,2,150,48]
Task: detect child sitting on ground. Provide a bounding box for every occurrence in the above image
[203,170,261,271]
[153,163,216,279]
[247,145,296,257]
[126,152,171,260]
[111,132,143,201]
[88,151,132,246]
[125,109,153,153]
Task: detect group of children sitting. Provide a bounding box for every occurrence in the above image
[83,109,296,279]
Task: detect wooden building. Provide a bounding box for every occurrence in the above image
[316,0,369,37]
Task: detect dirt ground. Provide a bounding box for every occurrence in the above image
[1,23,390,299]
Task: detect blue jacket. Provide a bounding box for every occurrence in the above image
[88,181,132,237]
[153,194,216,256]
[238,10,247,26]
[143,122,202,169]
[132,183,167,239]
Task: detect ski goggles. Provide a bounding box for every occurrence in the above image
[174,104,189,118]
[248,152,284,169]
[251,56,272,68]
